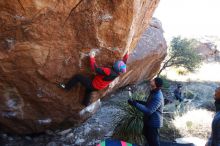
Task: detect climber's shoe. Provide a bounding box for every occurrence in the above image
[58,83,66,89]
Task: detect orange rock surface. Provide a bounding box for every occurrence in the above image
[0,0,165,134]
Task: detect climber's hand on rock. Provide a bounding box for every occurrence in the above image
[123,50,129,56]
[90,50,96,58]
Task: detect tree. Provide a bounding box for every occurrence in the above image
[157,36,202,76]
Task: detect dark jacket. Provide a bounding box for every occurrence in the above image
[207,101,220,146]
[90,53,128,90]
[174,88,181,98]
[174,87,182,101]
[133,89,164,128]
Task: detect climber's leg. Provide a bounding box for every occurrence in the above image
[59,74,96,106]
[60,74,92,90]
[82,88,93,106]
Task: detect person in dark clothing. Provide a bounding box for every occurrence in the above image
[128,77,164,146]
[206,87,220,146]
[59,50,129,106]
[174,83,183,102]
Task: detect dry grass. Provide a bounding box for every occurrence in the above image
[172,109,214,139]
[160,75,217,141]
[160,62,220,143]
[161,108,214,141]
[162,62,220,82]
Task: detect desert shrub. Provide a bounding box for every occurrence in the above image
[159,75,170,90]
[176,68,189,75]
[112,92,146,145]
[172,109,213,139]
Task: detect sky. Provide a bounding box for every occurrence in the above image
[153,0,220,41]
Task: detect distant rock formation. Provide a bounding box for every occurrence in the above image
[193,40,220,62]
[0,0,166,134]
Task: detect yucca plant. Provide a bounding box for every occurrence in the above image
[112,92,146,145]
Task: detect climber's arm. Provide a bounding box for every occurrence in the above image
[123,52,129,64]
[90,56,110,75]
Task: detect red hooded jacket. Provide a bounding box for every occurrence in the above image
[90,53,128,90]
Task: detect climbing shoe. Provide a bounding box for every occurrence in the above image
[58,83,66,89]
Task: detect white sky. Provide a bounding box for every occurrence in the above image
[153,0,220,40]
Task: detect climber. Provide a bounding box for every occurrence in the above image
[59,49,129,106]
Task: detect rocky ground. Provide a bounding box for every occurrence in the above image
[0,83,141,146]
[0,79,218,146]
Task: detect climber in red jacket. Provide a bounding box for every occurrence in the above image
[59,50,129,106]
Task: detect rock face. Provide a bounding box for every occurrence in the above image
[121,17,167,84]
[0,0,166,134]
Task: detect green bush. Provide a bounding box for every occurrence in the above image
[159,75,170,90]
[184,90,195,99]
[176,68,189,75]
[157,36,202,76]
[113,92,146,145]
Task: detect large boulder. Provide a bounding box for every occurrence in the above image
[0,0,165,134]
[102,17,167,99]
[122,17,167,84]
